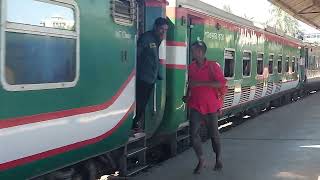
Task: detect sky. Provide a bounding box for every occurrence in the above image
[201,0,320,34]
[7,0,74,25]
[7,0,319,35]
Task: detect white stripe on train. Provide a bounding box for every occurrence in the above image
[0,76,135,165]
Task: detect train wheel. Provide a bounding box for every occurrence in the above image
[169,134,178,157]
[266,105,272,111]
[292,92,299,101]
[298,90,304,98]
[247,107,260,118]
[74,161,97,180]
[231,112,243,125]
[271,98,281,108]
[281,95,290,105]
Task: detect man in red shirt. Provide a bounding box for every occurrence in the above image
[183,41,227,174]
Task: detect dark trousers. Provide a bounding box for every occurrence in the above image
[132,79,154,129]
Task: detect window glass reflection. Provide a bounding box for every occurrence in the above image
[5,32,76,85]
[7,0,75,31]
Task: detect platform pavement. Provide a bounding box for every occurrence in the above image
[134,92,320,180]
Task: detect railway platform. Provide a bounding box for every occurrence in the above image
[132,92,320,180]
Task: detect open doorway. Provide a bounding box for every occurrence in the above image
[133,0,166,136]
[187,15,204,64]
[137,0,145,37]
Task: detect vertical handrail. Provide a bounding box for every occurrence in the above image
[153,84,157,112]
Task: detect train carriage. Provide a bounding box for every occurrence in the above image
[0,0,319,179]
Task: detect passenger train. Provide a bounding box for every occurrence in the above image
[1,0,320,179]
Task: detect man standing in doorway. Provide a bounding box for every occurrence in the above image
[132,17,169,132]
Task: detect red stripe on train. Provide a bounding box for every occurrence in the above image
[0,71,136,129]
[0,105,135,171]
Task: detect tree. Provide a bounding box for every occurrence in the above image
[222,4,253,21]
[222,5,232,13]
[296,30,305,40]
[267,4,300,37]
[243,13,254,21]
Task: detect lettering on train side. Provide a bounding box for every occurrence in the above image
[115,30,132,39]
[204,32,225,41]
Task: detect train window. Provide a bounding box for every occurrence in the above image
[285,56,290,72]
[257,53,263,75]
[292,57,295,73]
[2,0,79,91]
[224,49,235,78]
[7,0,75,31]
[242,51,251,77]
[5,33,76,84]
[268,54,274,74]
[278,55,282,73]
[111,0,136,26]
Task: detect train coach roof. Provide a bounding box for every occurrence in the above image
[177,0,255,28]
[177,0,301,43]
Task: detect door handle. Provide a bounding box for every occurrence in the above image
[121,50,128,63]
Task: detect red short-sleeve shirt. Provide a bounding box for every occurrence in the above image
[187,60,227,115]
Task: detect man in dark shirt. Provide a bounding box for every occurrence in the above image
[132,17,168,132]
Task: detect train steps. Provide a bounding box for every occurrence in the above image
[120,133,148,176]
[169,122,190,157]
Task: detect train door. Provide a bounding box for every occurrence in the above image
[187,17,194,65]
[137,0,145,36]
[134,0,145,131]
[136,0,167,137]
[301,47,309,82]
[185,15,204,120]
[185,16,194,124]
[187,16,204,64]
